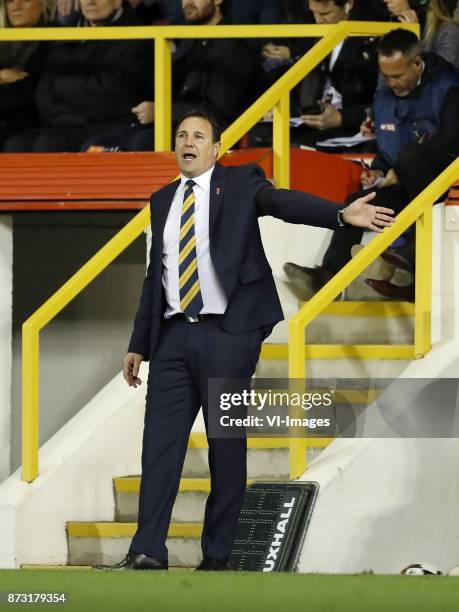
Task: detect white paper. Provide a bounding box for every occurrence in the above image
[316,131,376,148]
[260,116,305,127]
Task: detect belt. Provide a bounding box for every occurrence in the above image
[168,313,223,323]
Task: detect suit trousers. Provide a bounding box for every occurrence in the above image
[129,317,263,562]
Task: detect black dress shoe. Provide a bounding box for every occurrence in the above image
[95,552,168,571]
[195,557,229,571]
[365,278,415,301]
[283,263,335,300]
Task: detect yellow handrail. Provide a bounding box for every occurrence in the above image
[18,21,418,482]
[0,22,415,42]
[287,159,459,478]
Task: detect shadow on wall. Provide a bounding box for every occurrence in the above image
[10,212,147,475]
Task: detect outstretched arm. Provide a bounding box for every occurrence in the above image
[254,166,394,231]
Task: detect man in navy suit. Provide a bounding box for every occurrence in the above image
[100,110,394,571]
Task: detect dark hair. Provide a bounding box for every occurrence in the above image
[175,110,222,143]
[378,29,422,61]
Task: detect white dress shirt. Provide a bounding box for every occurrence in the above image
[162,166,228,317]
[321,40,344,110]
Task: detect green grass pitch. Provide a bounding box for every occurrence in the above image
[1,570,458,612]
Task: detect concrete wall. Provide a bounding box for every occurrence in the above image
[296,204,459,575]
[0,366,147,568]
[0,216,13,482]
[9,212,146,475]
[298,437,459,574]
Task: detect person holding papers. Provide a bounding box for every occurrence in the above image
[284,29,459,300]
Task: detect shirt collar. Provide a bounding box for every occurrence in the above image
[180,165,215,192]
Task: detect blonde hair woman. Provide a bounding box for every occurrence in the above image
[384,0,459,69]
[0,0,55,27]
[423,0,459,68]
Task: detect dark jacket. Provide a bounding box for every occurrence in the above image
[128,163,343,360]
[172,21,259,129]
[35,5,152,128]
[293,36,379,130]
[0,32,50,138]
[372,53,459,175]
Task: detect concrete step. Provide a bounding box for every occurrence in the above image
[270,302,415,346]
[182,435,293,479]
[115,477,218,523]
[67,522,202,568]
[256,354,412,380]
[115,476,305,523]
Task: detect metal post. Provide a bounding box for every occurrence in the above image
[154,37,172,151]
[273,94,290,189]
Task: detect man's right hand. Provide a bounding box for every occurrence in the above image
[131,101,154,125]
[123,352,144,388]
[360,169,384,188]
[0,68,28,85]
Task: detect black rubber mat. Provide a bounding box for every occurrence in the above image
[229,482,319,572]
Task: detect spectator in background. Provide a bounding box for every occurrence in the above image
[250,0,379,148]
[0,0,56,148]
[258,4,313,84]
[82,0,259,151]
[384,0,459,69]
[283,29,459,300]
[172,0,258,126]
[293,0,379,147]
[56,0,184,24]
[3,0,152,152]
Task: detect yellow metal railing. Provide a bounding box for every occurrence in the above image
[288,159,459,478]
[16,21,418,482]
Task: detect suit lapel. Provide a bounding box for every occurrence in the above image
[209,163,226,237]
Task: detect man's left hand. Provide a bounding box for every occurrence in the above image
[301,104,342,130]
[131,101,155,124]
[343,191,395,232]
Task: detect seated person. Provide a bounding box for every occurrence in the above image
[56,0,183,25]
[0,0,55,148]
[82,0,259,152]
[258,4,314,86]
[250,0,379,149]
[283,29,459,300]
[3,0,152,152]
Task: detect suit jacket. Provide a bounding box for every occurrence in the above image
[172,21,259,129]
[292,36,379,132]
[128,163,342,361]
[35,5,152,128]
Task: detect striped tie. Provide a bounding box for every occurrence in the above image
[179,179,203,317]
